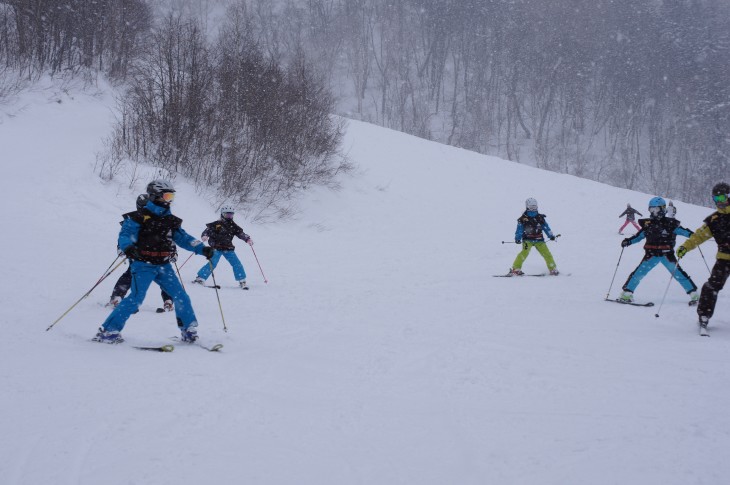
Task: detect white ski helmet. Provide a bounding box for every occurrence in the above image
[220,206,235,217]
[525,197,538,211]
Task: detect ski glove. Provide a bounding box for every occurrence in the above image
[201,246,215,259]
[677,246,688,259]
[621,238,631,248]
[515,238,521,244]
[247,238,254,246]
[123,246,141,260]
[549,235,556,241]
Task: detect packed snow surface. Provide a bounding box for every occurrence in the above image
[2,82,729,485]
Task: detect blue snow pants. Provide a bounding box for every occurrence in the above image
[196,250,246,282]
[622,253,697,294]
[102,260,198,332]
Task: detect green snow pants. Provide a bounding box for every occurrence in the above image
[512,241,556,270]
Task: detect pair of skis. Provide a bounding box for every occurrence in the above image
[605,298,711,337]
[493,272,570,278]
[130,340,223,352]
[605,299,697,308]
[205,284,248,291]
[493,273,547,278]
[604,298,654,307]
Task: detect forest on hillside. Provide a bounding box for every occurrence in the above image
[0,0,347,216]
[236,0,730,205]
[2,0,728,206]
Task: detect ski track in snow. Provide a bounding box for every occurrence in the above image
[2,80,730,484]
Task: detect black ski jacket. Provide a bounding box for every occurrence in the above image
[202,218,250,250]
[627,217,692,256]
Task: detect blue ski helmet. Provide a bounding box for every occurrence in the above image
[648,196,666,218]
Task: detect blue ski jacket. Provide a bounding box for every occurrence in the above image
[118,201,205,260]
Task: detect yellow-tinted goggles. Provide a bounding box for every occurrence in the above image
[161,192,175,202]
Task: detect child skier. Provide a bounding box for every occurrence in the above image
[618,203,642,234]
[665,201,677,219]
[94,180,214,344]
[618,196,698,304]
[509,198,559,276]
[676,183,730,333]
[192,206,254,289]
[107,194,173,311]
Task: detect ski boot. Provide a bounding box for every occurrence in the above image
[92,327,124,344]
[239,279,249,290]
[163,299,174,312]
[180,326,199,343]
[192,277,204,285]
[618,290,634,303]
[689,292,699,306]
[106,296,122,308]
[509,268,524,276]
[549,269,560,276]
[699,316,710,336]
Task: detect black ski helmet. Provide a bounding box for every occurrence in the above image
[712,182,730,197]
[712,182,730,209]
[136,194,149,211]
[146,180,175,207]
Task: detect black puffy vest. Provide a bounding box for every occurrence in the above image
[518,213,547,241]
[704,212,730,254]
[124,210,182,264]
[204,219,244,250]
[638,217,680,249]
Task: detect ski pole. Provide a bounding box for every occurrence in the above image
[174,260,186,293]
[177,252,195,271]
[502,234,561,244]
[208,261,228,332]
[655,260,681,318]
[697,246,712,274]
[250,245,268,283]
[604,247,625,300]
[47,256,126,331]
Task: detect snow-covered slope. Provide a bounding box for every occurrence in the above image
[2,82,729,485]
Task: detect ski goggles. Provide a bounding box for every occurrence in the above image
[648,206,665,215]
[160,192,175,202]
[222,212,234,219]
[713,194,728,204]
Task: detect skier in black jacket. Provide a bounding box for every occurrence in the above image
[192,206,254,289]
[618,196,698,304]
[677,182,730,332]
